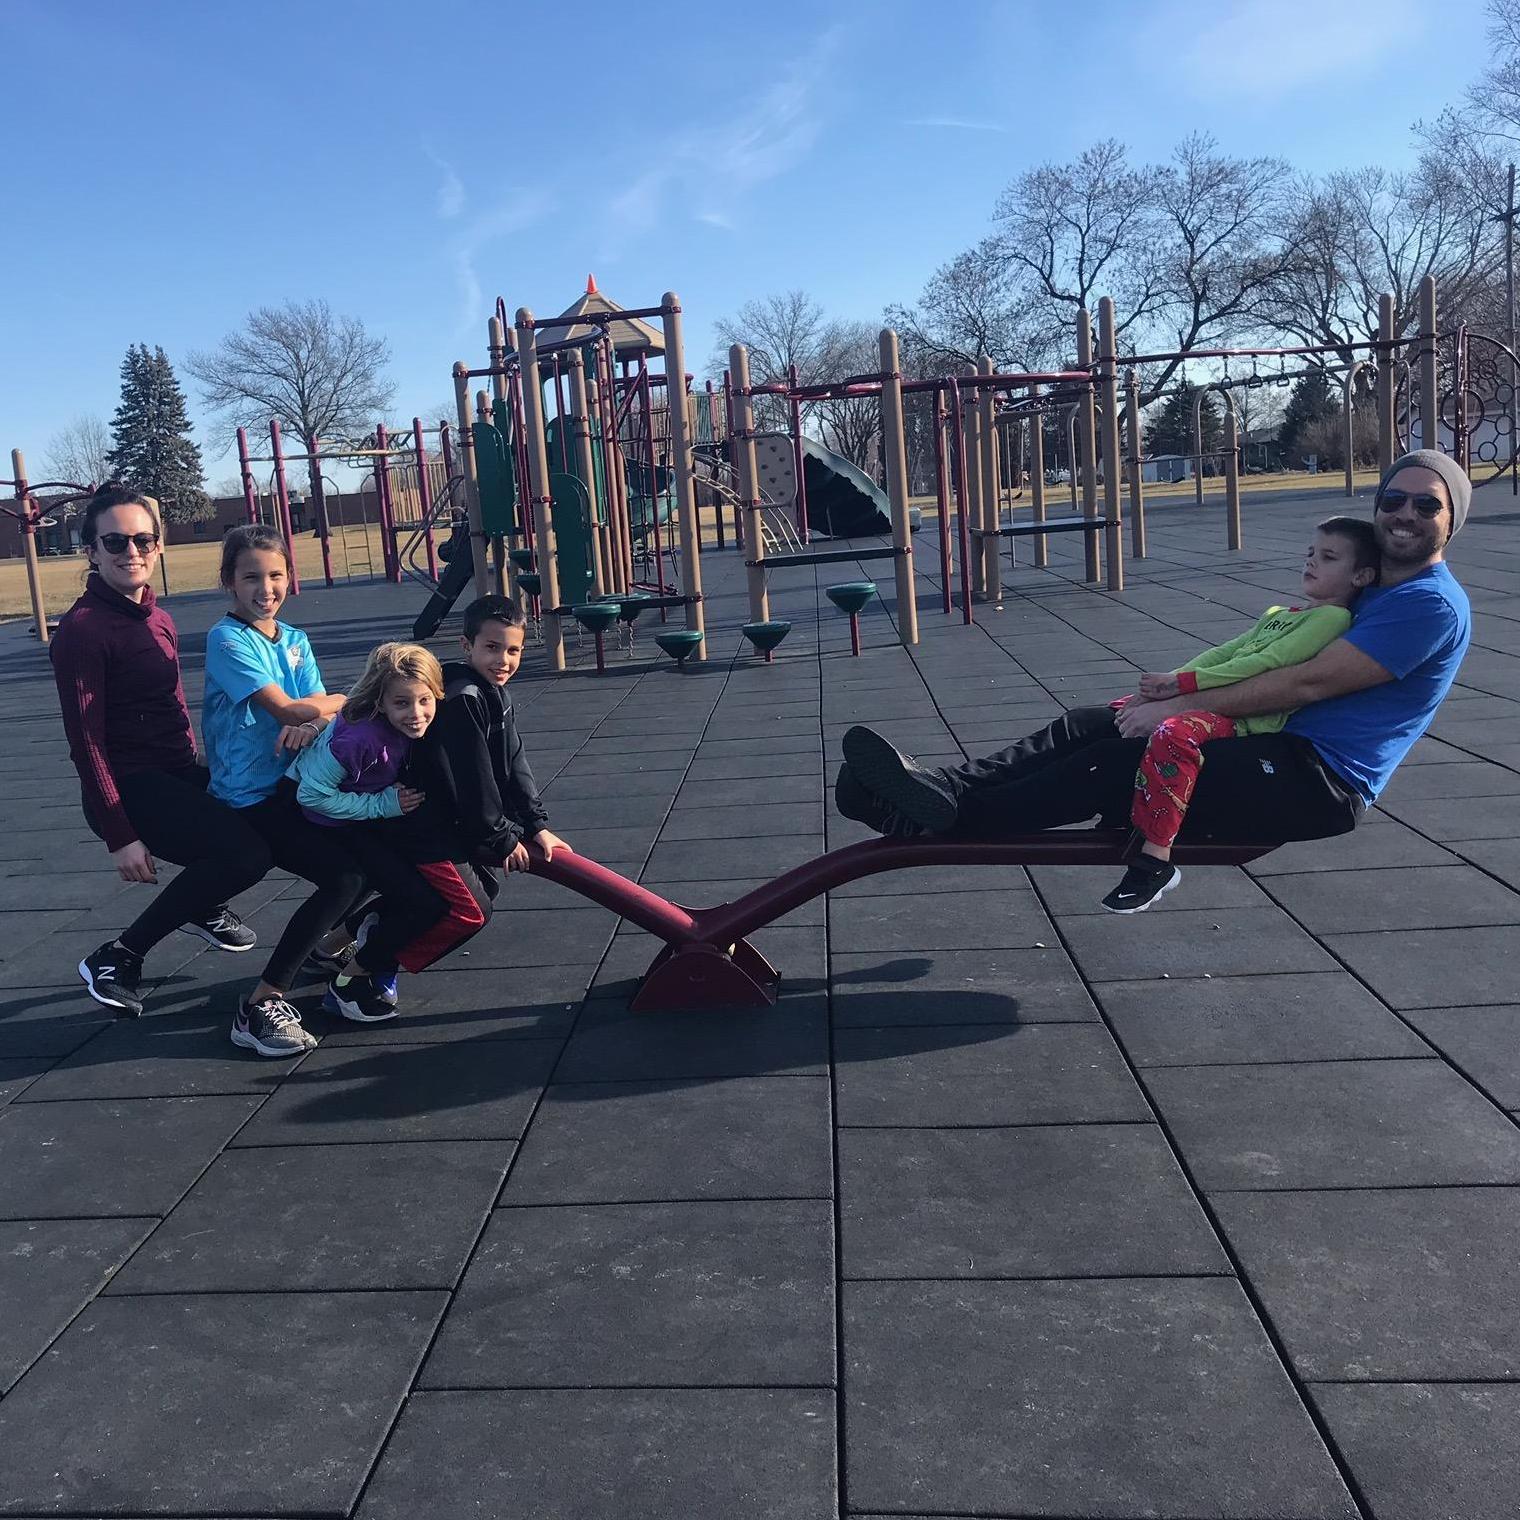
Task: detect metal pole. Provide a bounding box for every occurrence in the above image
[730,344,769,625]
[1124,369,1145,560]
[787,362,809,543]
[567,349,606,596]
[375,423,399,583]
[947,382,975,624]
[1075,309,1101,582]
[453,361,490,597]
[963,380,984,598]
[1029,387,1048,569]
[1508,163,1517,493]
[1342,365,1361,498]
[11,450,48,645]
[661,293,705,649]
[723,370,743,551]
[236,428,259,525]
[1097,297,1124,591]
[1377,295,1396,475]
[268,421,300,595]
[413,418,438,582]
[1419,274,1439,452]
[515,308,566,671]
[1224,398,1242,551]
[977,355,1002,603]
[932,388,953,615]
[304,432,334,587]
[637,363,668,598]
[879,328,918,647]
[705,379,725,549]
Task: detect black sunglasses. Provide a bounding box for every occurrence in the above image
[96,531,161,554]
[1377,489,1445,519]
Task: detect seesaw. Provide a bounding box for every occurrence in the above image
[533,833,1273,1011]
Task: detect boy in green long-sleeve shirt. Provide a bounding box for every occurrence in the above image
[1103,516,1380,913]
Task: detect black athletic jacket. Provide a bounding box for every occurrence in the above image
[414,661,550,865]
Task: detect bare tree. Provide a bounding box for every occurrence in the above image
[887,238,1043,373]
[812,320,883,471]
[41,415,112,488]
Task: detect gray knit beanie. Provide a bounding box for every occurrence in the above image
[1376,450,1472,535]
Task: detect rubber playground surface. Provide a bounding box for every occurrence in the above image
[1,482,1518,1517]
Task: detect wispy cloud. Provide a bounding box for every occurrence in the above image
[597,26,843,259]
[905,116,1008,133]
[424,147,466,219]
[1145,0,1422,103]
[448,193,554,335]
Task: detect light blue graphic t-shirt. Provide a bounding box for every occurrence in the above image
[203,616,324,808]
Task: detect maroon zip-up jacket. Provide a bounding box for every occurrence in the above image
[50,575,197,850]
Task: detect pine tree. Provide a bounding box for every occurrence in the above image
[1143,381,1223,463]
[108,345,211,524]
[1276,368,1337,463]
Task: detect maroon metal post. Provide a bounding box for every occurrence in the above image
[236,428,259,526]
[374,423,398,582]
[267,420,300,596]
[932,389,953,616]
[946,383,974,624]
[704,378,725,550]
[413,418,439,581]
[787,362,809,542]
[849,609,862,656]
[510,370,534,556]
[724,370,744,551]
[306,431,334,588]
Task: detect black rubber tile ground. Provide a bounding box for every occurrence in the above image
[843,1277,1357,1519]
[111,1141,512,1293]
[503,1077,833,1204]
[0,986,109,1059]
[1098,971,1430,1066]
[1311,1383,1520,1520]
[828,888,1054,951]
[1145,1059,1520,1189]
[1265,863,1520,932]
[1057,905,1339,980]
[1326,925,1520,1008]
[423,1199,834,1388]
[830,946,1097,1025]
[0,1095,261,1219]
[1402,1004,1520,1105]
[0,1056,49,1107]
[1214,1187,1520,1380]
[0,1217,154,1393]
[833,1023,1150,1127]
[838,1124,1227,1279]
[356,1388,837,1519]
[0,1290,445,1515]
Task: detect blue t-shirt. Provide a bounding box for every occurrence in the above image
[203,616,324,808]
[1285,563,1470,803]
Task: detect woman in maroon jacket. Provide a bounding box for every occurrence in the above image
[49,487,305,1041]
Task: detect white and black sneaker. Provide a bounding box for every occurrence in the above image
[182,906,256,952]
[324,973,400,1023]
[1101,859,1181,914]
[231,993,317,1057]
[78,941,145,1017]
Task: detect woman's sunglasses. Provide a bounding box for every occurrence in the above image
[1377,489,1445,519]
[96,532,161,554]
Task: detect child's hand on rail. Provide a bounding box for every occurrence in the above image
[505,842,532,873]
[529,829,570,863]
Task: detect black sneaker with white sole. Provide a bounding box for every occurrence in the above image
[1101,858,1181,914]
[78,941,145,1017]
[834,764,926,838]
[181,906,256,952]
[324,973,399,1023]
[304,939,356,978]
[231,994,316,1057]
[841,726,959,835]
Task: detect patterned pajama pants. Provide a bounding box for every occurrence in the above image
[1132,711,1240,849]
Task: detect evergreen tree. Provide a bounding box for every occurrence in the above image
[1276,368,1337,463]
[108,345,211,524]
[1143,381,1223,464]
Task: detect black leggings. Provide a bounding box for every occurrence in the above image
[943,706,1365,845]
[238,784,369,990]
[110,767,272,960]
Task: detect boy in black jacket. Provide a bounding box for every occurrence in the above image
[428,595,569,872]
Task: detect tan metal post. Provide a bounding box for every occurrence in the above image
[1192,388,1207,510]
[730,344,769,625]
[1419,274,1439,452]
[11,450,48,645]
[1028,388,1048,568]
[566,349,605,596]
[963,384,984,597]
[1125,368,1146,560]
[1224,397,1242,551]
[515,309,566,672]
[976,356,1002,602]
[1342,363,1364,499]
[660,293,704,652]
[1377,294,1396,474]
[879,328,919,646]
[1075,308,1101,582]
[1097,298,1124,592]
[452,362,489,597]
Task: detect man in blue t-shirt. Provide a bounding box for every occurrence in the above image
[835,450,1473,857]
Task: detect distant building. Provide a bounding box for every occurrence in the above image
[1140,455,1195,484]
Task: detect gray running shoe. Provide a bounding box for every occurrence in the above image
[834,764,925,838]
[182,906,256,952]
[231,994,317,1057]
[841,726,959,834]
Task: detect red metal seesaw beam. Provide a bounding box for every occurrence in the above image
[533,834,1275,1012]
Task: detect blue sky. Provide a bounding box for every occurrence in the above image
[3,0,1493,481]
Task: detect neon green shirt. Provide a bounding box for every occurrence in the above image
[1175,604,1352,737]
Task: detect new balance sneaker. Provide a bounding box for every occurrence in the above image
[324,973,399,1023]
[352,912,398,1004]
[78,941,145,1017]
[841,726,959,835]
[231,993,316,1057]
[834,763,925,839]
[305,938,356,978]
[182,905,256,952]
[1101,858,1181,914]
